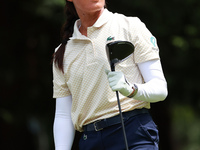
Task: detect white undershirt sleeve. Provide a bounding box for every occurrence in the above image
[53,96,75,150]
[134,59,168,102]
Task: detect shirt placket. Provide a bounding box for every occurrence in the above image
[86,27,96,65]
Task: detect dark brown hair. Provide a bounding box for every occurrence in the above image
[53,1,79,72]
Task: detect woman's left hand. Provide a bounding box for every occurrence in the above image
[105,70,134,97]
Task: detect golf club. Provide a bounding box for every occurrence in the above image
[106,41,134,150]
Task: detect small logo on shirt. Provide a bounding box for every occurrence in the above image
[150,36,159,51]
[150,36,156,47]
[107,36,115,41]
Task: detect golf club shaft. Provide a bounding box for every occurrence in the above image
[115,91,129,150]
[112,66,129,150]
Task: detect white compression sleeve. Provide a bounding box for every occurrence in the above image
[53,96,75,150]
[134,59,168,102]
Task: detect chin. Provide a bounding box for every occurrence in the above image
[90,1,105,9]
[87,6,104,13]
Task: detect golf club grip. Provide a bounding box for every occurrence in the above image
[111,64,115,71]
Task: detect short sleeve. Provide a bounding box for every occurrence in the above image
[52,61,71,98]
[130,18,160,64]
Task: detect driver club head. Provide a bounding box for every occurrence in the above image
[106,41,135,71]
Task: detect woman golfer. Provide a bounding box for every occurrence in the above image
[52,0,168,149]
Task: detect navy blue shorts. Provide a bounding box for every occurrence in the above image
[79,113,159,150]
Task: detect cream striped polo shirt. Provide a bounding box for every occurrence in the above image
[53,9,160,132]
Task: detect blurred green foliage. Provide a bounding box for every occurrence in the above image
[171,104,200,150]
[0,0,200,150]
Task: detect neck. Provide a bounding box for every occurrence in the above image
[78,8,104,36]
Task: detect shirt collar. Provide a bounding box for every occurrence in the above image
[71,9,112,40]
[92,9,112,28]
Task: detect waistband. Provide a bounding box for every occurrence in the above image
[83,108,149,132]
